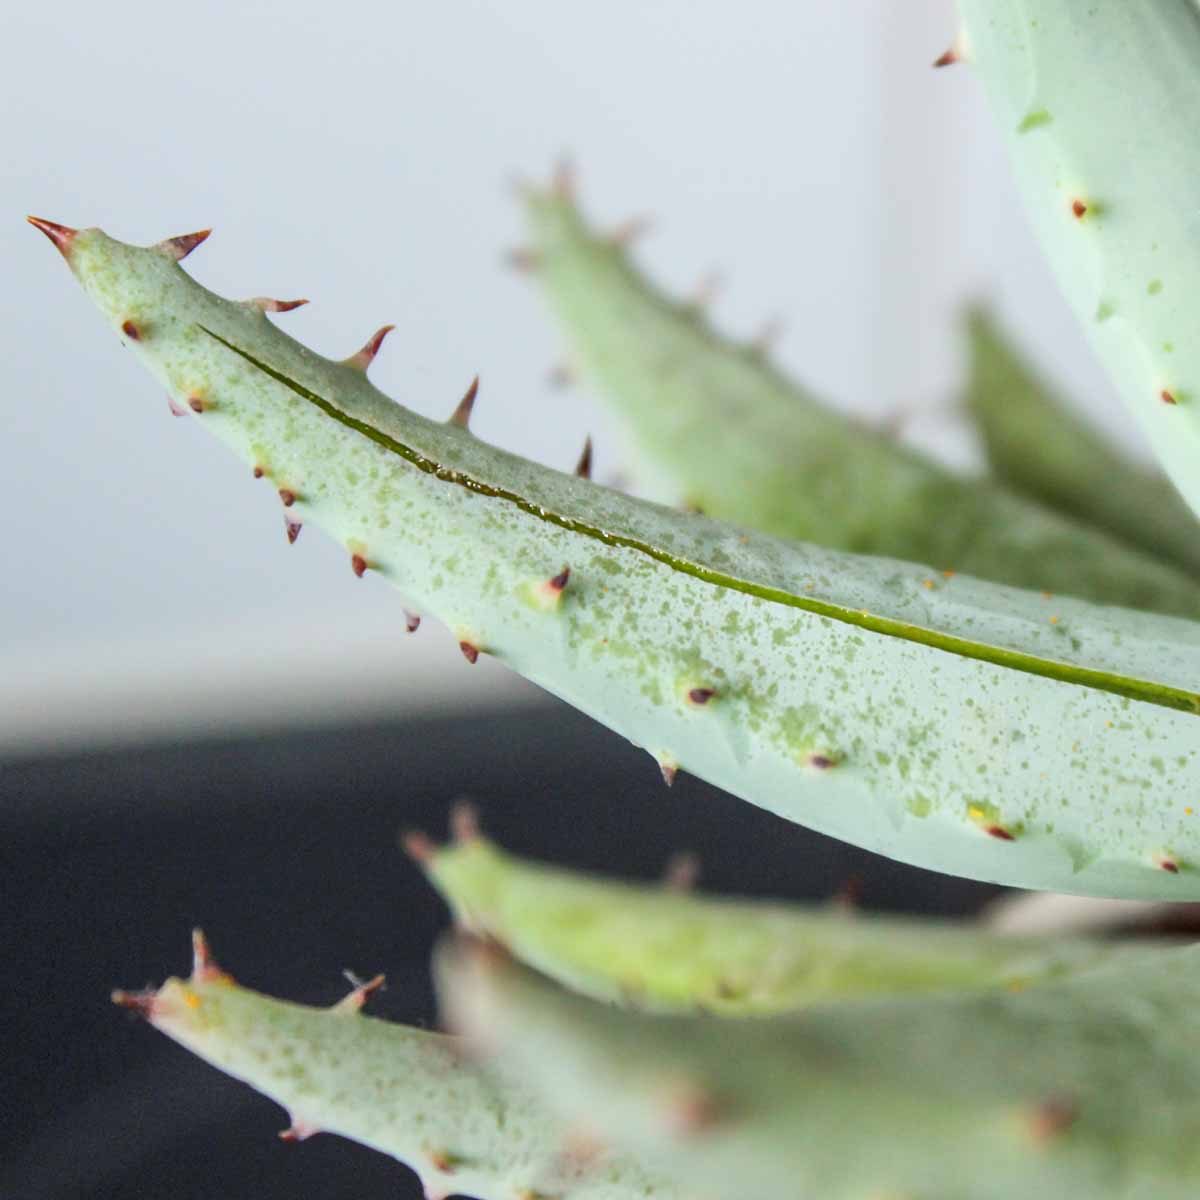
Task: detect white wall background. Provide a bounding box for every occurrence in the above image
[0,1,1143,754]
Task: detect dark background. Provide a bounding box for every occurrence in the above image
[2,699,1003,1199]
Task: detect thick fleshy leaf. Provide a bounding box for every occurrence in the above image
[957,0,1200,523]
[412,809,1148,1013]
[113,933,675,1200]
[30,222,1200,898]
[518,176,1200,614]
[440,936,1200,1200]
[964,307,1200,577]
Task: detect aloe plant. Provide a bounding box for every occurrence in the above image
[28,4,1200,1192]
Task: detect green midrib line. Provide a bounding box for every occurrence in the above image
[201,325,1200,717]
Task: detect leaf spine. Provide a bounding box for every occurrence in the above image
[449,376,480,428]
[344,324,395,371]
[608,215,653,247]
[573,435,593,479]
[26,215,77,258]
[334,970,386,1013]
[156,228,212,261]
[249,296,309,313]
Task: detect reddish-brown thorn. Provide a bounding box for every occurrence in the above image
[284,513,302,544]
[253,465,265,479]
[1162,389,1178,406]
[167,396,189,417]
[688,272,723,309]
[351,553,368,578]
[547,565,570,593]
[932,46,959,67]
[111,988,157,1017]
[459,641,480,665]
[188,395,206,414]
[250,297,309,313]
[659,761,678,788]
[687,687,716,706]
[122,319,141,341]
[346,324,395,370]
[986,825,1017,841]
[158,229,212,262]
[506,247,541,272]
[449,376,480,428]
[192,928,226,981]
[27,215,78,259]
[1156,854,1181,873]
[808,753,837,770]
[551,157,577,199]
[278,1119,318,1143]
[662,1083,723,1138]
[450,800,482,843]
[427,1150,459,1175]
[278,488,297,508]
[404,609,422,634]
[574,435,593,479]
[1071,199,1088,219]
[402,830,438,863]
[1026,1095,1079,1141]
[609,215,653,246]
[663,850,700,892]
[340,970,387,1012]
[831,873,864,913]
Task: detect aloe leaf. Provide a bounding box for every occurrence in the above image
[112,932,676,1200]
[27,219,1200,899]
[440,936,1200,1200]
[518,174,1200,614]
[410,805,1144,1014]
[964,307,1200,578]
[956,0,1200,524]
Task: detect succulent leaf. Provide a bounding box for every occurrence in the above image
[112,933,676,1200]
[964,307,1200,577]
[441,936,1200,1200]
[955,0,1200,523]
[31,221,1200,899]
[519,176,1200,615]
[412,807,1151,1014]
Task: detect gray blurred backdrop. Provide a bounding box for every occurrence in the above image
[1,1,1142,756]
